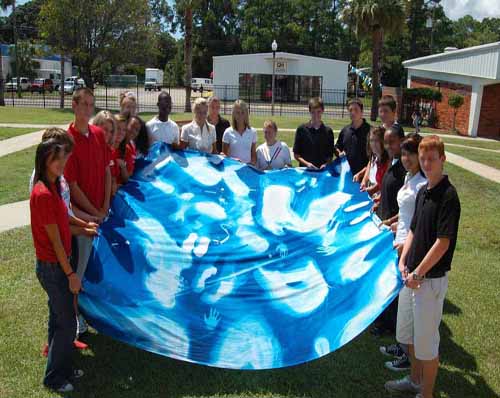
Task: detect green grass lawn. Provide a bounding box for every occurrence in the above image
[446,146,500,170]
[0,127,37,141]
[0,145,35,206]
[0,106,351,131]
[440,137,500,151]
[0,107,75,124]
[0,163,499,398]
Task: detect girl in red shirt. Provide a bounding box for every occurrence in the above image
[30,138,83,393]
[110,115,136,194]
[360,127,389,197]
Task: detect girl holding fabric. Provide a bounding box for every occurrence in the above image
[110,115,136,194]
[92,110,117,147]
[360,127,389,197]
[179,98,217,154]
[256,120,292,170]
[119,91,137,118]
[380,133,428,373]
[222,100,257,165]
[30,138,84,393]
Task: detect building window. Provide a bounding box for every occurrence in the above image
[238,73,322,103]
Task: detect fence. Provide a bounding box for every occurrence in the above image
[0,82,371,119]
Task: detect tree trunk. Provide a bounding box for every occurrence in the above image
[370,26,383,121]
[12,0,21,98]
[60,56,65,109]
[0,50,5,106]
[184,6,193,113]
[409,0,419,56]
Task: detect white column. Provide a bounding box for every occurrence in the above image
[406,70,413,88]
[468,81,484,137]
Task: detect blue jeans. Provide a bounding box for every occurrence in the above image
[36,259,77,389]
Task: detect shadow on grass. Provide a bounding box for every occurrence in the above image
[61,298,497,398]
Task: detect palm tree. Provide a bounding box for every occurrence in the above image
[183,4,193,113]
[343,0,405,121]
[174,0,202,113]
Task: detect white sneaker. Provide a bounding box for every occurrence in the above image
[415,394,423,398]
[385,375,421,394]
[56,382,74,393]
[77,314,88,335]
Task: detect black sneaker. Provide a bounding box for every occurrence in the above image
[385,353,411,372]
[380,343,405,358]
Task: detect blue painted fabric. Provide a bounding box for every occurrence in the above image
[79,142,402,369]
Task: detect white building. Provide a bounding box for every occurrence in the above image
[1,44,72,83]
[212,52,349,103]
[403,42,500,138]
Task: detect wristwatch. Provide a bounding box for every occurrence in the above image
[412,272,425,281]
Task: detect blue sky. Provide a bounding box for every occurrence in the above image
[2,0,499,22]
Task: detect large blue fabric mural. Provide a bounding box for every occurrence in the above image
[79,142,402,370]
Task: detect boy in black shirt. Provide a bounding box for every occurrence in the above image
[335,98,370,175]
[385,136,461,398]
[293,97,335,169]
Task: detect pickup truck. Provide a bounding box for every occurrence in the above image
[5,77,31,92]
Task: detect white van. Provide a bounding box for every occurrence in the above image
[191,78,213,92]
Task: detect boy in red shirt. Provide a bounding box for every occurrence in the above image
[64,87,111,333]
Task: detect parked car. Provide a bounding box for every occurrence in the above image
[31,78,54,93]
[61,81,78,95]
[5,77,31,92]
[59,77,85,94]
[191,78,213,92]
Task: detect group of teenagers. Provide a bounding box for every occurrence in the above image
[30,87,460,398]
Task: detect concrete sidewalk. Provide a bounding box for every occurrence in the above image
[445,152,500,183]
[0,124,68,158]
[0,200,29,233]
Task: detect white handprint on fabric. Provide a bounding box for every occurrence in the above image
[275,243,288,258]
[204,308,221,330]
[254,257,328,316]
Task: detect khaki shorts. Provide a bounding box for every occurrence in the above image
[396,274,448,360]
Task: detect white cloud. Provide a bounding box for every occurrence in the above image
[440,0,500,21]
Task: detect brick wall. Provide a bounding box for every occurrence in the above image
[410,77,472,135]
[477,83,500,138]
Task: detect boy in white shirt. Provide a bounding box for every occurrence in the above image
[146,91,180,147]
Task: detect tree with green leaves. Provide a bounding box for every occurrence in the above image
[343,0,405,121]
[38,0,158,90]
[448,94,464,133]
[9,40,40,80]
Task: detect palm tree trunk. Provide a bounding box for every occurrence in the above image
[12,0,21,98]
[370,26,383,121]
[184,6,193,113]
[60,56,65,109]
[0,49,5,106]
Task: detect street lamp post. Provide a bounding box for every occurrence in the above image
[271,40,277,116]
[425,0,440,54]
